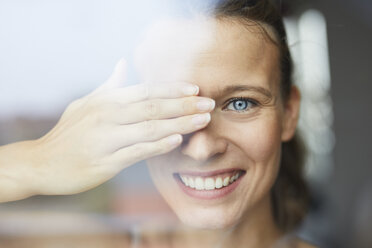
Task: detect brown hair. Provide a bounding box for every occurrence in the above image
[213,0,310,231]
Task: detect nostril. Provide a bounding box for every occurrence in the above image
[181,131,228,162]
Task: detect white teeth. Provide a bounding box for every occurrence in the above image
[223,177,230,186]
[181,176,188,186]
[188,178,195,188]
[180,172,242,190]
[215,177,223,189]
[233,172,239,181]
[229,172,240,183]
[205,178,215,190]
[195,177,204,190]
[229,176,234,183]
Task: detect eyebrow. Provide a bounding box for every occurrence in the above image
[219,85,273,99]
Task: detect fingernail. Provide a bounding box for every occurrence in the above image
[196,99,215,111]
[167,134,182,146]
[182,85,199,96]
[192,113,211,126]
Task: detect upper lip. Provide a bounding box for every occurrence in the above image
[176,168,244,177]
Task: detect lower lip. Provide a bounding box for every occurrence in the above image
[173,172,245,200]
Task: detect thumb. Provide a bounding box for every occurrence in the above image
[91,58,127,95]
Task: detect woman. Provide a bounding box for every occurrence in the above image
[0,0,315,247]
[134,1,314,247]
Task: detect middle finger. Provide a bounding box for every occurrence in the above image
[116,96,215,124]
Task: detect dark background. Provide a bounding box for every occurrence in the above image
[286,0,372,247]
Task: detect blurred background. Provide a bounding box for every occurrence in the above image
[0,0,371,247]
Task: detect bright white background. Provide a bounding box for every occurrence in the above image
[0,0,181,118]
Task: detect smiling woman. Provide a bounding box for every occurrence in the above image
[136,0,313,247]
[0,0,314,247]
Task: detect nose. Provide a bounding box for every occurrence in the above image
[181,129,228,162]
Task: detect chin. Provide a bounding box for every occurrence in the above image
[174,206,242,229]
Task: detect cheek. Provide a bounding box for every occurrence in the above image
[146,154,179,200]
[228,115,282,163]
[244,118,282,196]
[146,156,171,186]
[226,113,283,204]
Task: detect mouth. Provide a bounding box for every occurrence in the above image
[173,169,246,200]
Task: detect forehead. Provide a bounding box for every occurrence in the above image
[135,18,280,94]
[192,20,280,95]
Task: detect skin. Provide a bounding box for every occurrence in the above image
[0,61,215,202]
[144,19,305,247]
[0,14,315,248]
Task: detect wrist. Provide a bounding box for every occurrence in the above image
[24,138,49,196]
[0,140,43,201]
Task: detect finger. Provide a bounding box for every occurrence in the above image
[115,113,211,147]
[114,96,215,124]
[91,82,200,106]
[90,58,127,95]
[104,134,183,173]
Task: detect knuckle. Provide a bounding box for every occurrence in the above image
[167,84,177,96]
[159,140,170,153]
[182,98,194,113]
[109,100,122,113]
[90,110,105,125]
[176,116,189,131]
[140,84,149,100]
[85,97,105,115]
[86,104,107,124]
[132,145,145,161]
[145,100,160,118]
[149,142,165,157]
[143,120,157,137]
[177,122,188,134]
[181,118,193,133]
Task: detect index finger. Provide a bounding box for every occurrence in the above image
[95,82,200,105]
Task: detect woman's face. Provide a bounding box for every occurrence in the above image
[142,19,298,229]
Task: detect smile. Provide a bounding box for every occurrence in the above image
[173,169,246,200]
[180,171,242,190]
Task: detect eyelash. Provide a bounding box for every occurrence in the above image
[223,97,259,112]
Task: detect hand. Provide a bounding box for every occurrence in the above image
[29,59,215,195]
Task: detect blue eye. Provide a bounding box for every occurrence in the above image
[225,98,257,112]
